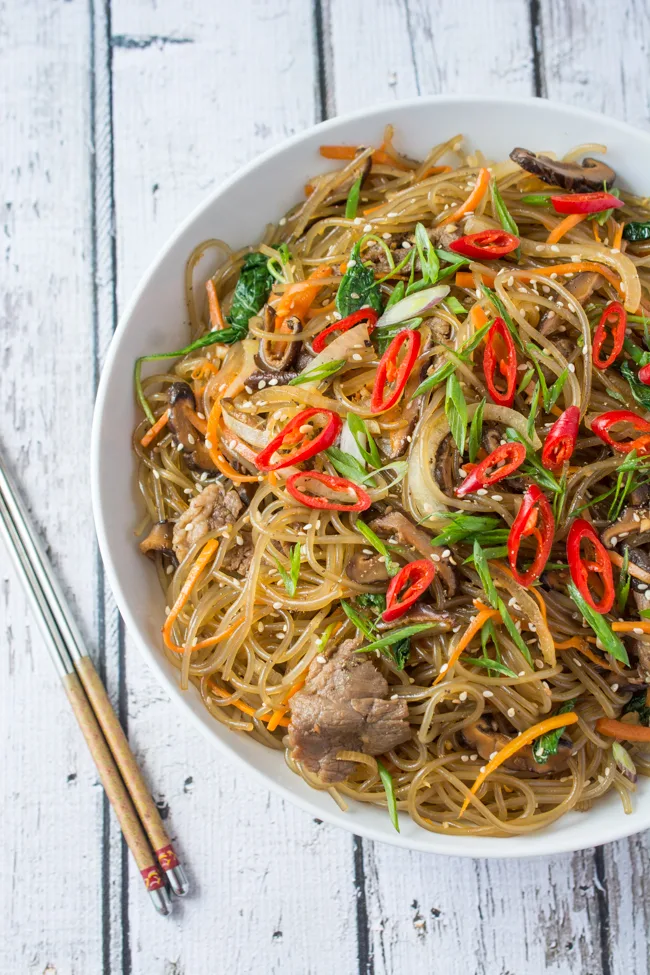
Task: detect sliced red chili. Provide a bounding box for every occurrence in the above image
[591,409,650,455]
[371,328,421,414]
[254,407,342,471]
[382,559,436,623]
[593,301,626,370]
[455,442,526,497]
[448,229,520,260]
[312,308,378,353]
[483,317,517,408]
[640,364,650,385]
[285,470,372,511]
[541,406,580,472]
[567,518,614,614]
[550,192,624,215]
[507,485,555,587]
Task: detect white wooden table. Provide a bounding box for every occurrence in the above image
[3,2,650,972]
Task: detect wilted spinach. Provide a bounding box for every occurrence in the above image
[213,252,274,344]
[336,241,382,318]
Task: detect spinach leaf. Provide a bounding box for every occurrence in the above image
[623,221,650,243]
[621,360,650,410]
[532,699,576,764]
[355,592,387,615]
[622,691,650,726]
[336,241,382,318]
[217,252,274,344]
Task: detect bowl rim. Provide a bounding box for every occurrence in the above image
[91,93,650,857]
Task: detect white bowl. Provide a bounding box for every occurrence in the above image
[91,95,650,857]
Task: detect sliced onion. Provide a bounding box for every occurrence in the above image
[612,742,637,783]
[221,338,258,399]
[297,322,370,386]
[221,400,268,448]
[491,563,555,666]
[339,419,365,464]
[376,286,450,328]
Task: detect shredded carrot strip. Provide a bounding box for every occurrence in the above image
[210,683,290,728]
[274,264,332,325]
[608,550,650,585]
[529,587,548,627]
[592,221,602,243]
[306,299,336,319]
[546,212,587,245]
[206,279,226,330]
[304,183,315,196]
[595,717,650,742]
[191,360,220,383]
[554,637,585,650]
[433,605,500,686]
[319,145,411,171]
[469,305,488,330]
[162,539,219,654]
[267,676,307,732]
[613,222,624,250]
[140,410,169,448]
[612,620,650,634]
[439,167,490,227]
[459,712,579,816]
[205,400,259,483]
[420,164,452,179]
[517,262,624,299]
[456,270,497,289]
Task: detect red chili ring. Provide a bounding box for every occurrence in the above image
[285,470,372,511]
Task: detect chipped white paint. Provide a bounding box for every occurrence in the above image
[1,1,650,973]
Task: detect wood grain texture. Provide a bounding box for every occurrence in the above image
[0,2,105,973]
[4,1,650,973]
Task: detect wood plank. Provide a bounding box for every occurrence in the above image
[0,3,106,973]
[109,1,358,970]
[539,0,650,128]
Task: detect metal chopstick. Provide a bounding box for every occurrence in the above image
[0,461,188,896]
[0,473,174,914]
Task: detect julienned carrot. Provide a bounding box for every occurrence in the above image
[613,222,624,251]
[210,683,290,728]
[592,221,602,243]
[267,675,307,732]
[206,278,226,330]
[546,212,587,245]
[459,712,579,816]
[439,167,491,227]
[274,264,332,324]
[611,620,650,634]
[140,410,169,448]
[469,305,488,330]
[518,262,624,299]
[319,145,411,171]
[456,270,497,289]
[420,164,452,179]
[433,603,500,686]
[205,400,259,483]
[162,538,220,653]
[595,717,650,742]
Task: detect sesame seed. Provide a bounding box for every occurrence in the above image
[470,754,478,761]
[480,766,486,774]
[177,443,184,451]
[166,564,174,575]
[268,378,278,386]
[382,232,391,240]
[279,217,287,226]
[196,411,205,420]
[491,494,503,502]
[316,655,326,664]
[476,488,488,496]
[518,671,525,677]
[568,363,576,373]
[507,276,514,287]
[550,244,560,253]
[489,751,498,760]
[452,625,461,633]
[634,627,643,635]
[390,693,399,700]
[431,553,440,562]
[440,663,448,673]
[352,353,362,361]
[461,754,469,762]
[483,690,494,698]
[536,244,545,252]
[273,601,282,609]
[245,386,253,395]
[153,470,160,480]
[363,224,372,232]
[507,707,515,717]
[611,683,619,692]
[187,433,195,445]
[535,658,544,669]
[442,548,451,558]
[459,691,468,701]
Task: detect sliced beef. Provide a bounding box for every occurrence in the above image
[288,639,411,783]
[173,483,244,563]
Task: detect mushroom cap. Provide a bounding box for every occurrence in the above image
[510,147,616,193]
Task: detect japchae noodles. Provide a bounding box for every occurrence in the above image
[133,127,650,836]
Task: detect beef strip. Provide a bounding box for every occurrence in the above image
[173,483,247,566]
[288,639,411,783]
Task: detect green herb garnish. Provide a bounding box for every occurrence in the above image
[490,178,520,259]
[460,656,518,679]
[616,548,631,615]
[497,596,533,666]
[289,359,346,386]
[355,520,400,577]
[473,540,498,609]
[345,174,363,220]
[341,599,375,640]
[347,413,382,469]
[567,582,629,665]
[622,691,650,726]
[445,373,468,456]
[273,542,301,597]
[376,760,400,832]
[468,397,485,464]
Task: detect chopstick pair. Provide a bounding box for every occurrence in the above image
[0,458,188,915]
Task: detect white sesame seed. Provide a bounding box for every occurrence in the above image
[205,440,212,449]
[196,411,205,420]
[507,707,515,717]
[470,754,478,761]
[491,494,503,502]
[489,751,498,760]
[611,683,619,692]
[268,378,278,386]
[476,488,488,496]
[461,754,469,762]
[187,433,195,445]
[177,443,184,452]
[442,548,451,558]
[352,353,362,361]
[273,601,282,609]
[536,244,545,252]
[459,691,468,702]
[316,655,326,664]
[431,553,440,562]
[483,689,494,698]
[518,671,525,677]
[165,564,174,575]
[382,232,391,240]
[363,224,372,232]
[279,217,287,226]
[634,627,643,635]
[480,766,486,774]
[440,663,448,673]
[568,363,576,373]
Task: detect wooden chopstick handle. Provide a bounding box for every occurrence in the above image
[62,672,169,904]
[75,656,184,879]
